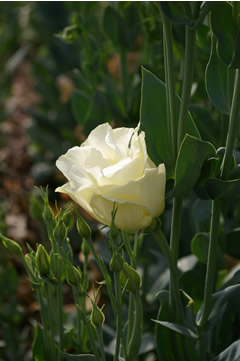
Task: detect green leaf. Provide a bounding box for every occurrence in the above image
[153,319,198,339]
[211,2,240,68]
[197,284,240,329]
[205,36,234,114]
[160,2,193,26]
[155,291,177,361]
[32,324,46,361]
[103,6,128,49]
[190,105,227,147]
[212,340,240,361]
[173,135,216,197]
[103,74,125,119]
[191,233,209,264]
[205,177,240,201]
[221,228,240,258]
[71,89,91,126]
[140,68,200,175]
[62,353,97,361]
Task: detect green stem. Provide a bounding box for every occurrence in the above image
[37,289,51,359]
[221,69,240,180]
[198,199,221,329]
[152,228,184,324]
[114,272,122,361]
[120,48,128,112]
[74,286,101,361]
[46,284,56,361]
[97,326,106,361]
[57,284,63,361]
[73,287,83,347]
[177,26,196,149]
[170,197,183,266]
[162,12,178,164]
[86,236,116,317]
[127,291,142,361]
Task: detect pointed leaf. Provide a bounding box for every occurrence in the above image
[212,340,240,361]
[205,178,240,201]
[153,319,198,339]
[140,68,200,175]
[173,135,216,196]
[62,353,97,361]
[71,89,91,125]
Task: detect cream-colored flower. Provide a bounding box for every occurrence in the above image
[56,123,166,233]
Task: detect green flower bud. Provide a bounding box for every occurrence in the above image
[110,253,124,272]
[110,222,119,242]
[1,234,22,256]
[81,239,90,256]
[120,262,142,293]
[36,244,50,277]
[53,221,67,242]
[42,204,57,234]
[90,303,105,328]
[66,264,82,286]
[76,215,92,240]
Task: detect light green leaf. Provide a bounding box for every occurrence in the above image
[173,135,216,197]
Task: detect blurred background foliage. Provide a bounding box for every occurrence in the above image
[1,2,240,360]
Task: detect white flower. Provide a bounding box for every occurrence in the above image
[56,123,166,233]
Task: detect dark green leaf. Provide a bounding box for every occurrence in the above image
[103,6,128,49]
[173,135,216,197]
[196,284,240,329]
[71,89,91,125]
[140,68,200,175]
[205,36,234,114]
[32,324,46,361]
[221,228,240,258]
[62,353,97,361]
[191,233,209,264]
[155,291,177,361]
[205,177,240,201]
[211,2,240,68]
[212,340,240,361]
[160,2,193,26]
[153,319,198,339]
[103,75,125,119]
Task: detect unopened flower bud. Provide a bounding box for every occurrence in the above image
[76,215,92,240]
[42,204,57,233]
[1,234,22,256]
[81,239,89,256]
[66,264,82,286]
[90,303,105,328]
[53,221,67,242]
[110,253,123,272]
[120,262,142,293]
[36,244,50,277]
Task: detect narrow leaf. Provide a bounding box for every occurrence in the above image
[153,319,198,339]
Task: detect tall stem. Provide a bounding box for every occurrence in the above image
[162,12,178,164]
[152,228,184,324]
[198,199,221,329]
[97,326,106,361]
[177,27,196,149]
[221,69,240,180]
[114,271,122,361]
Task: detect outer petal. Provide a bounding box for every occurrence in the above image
[90,194,152,233]
[100,163,166,217]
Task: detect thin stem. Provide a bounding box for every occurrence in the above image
[162,12,178,163]
[57,285,63,360]
[120,49,128,112]
[114,272,122,361]
[177,26,196,149]
[221,69,240,180]
[73,287,82,346]
[170,197,183,266]
[74,286,101,361]
[46,284,56,361]
[37,289,50,359]
[152,228,184,324]
[97,326,106,361]
[198,199,221,329]
[85,236,116,317]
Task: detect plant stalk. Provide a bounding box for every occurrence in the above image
[221,69,240,180]
[198,198,221,329]
[114,271,122,361]
[177,26,196,149]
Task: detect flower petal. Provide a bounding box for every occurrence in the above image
[90,194,152,232]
